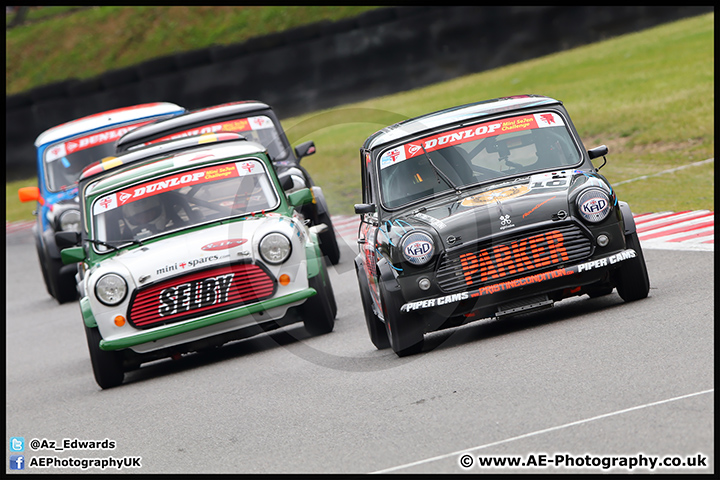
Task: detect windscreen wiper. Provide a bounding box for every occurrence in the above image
[87,238,144,252]
[420,144,462,195]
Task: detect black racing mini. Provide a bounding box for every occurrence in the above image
[354,95,650,356]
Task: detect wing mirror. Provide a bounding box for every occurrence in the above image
[354,203,376,214]
[287,188,314,207]
[18,186,43,204]
[588,145,608,170]
[55,231,81,249]
[294,141,316,161]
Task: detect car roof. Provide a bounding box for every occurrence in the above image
[84,137,270,196]
[363,95,562,151]
[34,102,185,147]
[115,100,271,152]
[79,132,251,182]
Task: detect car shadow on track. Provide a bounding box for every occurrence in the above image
[120,322,316,387]
[420,292,637,355]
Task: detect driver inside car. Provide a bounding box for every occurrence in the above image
[122,196,168,238]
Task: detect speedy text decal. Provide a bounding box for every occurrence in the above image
[380,112,564,169]
[147,115,274,145]
[201,239,248,251]
[46,121,152,162]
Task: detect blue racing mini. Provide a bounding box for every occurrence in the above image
[18,102,185,303]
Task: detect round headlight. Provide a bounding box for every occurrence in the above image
[59,209,81,232]
[259,233,292,264]
[95,273,128,306]
[401,231,435,266]
[577,189,611,223]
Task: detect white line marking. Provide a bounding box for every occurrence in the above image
[372,388,714,474]
[613,158,714,186]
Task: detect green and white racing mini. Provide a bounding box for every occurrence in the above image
[58,133,336,388]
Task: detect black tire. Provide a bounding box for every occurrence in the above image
[379,278,424,357]
[84,324,125,389]
[47,255,78,304]
[300,260,336,336]
[615,231,650,302]
[317,210,341,266]
[34,237,54,297]
[355,260,390,349]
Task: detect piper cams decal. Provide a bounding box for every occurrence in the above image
[400,249,637,313]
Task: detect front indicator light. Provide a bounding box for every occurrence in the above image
[279,274,291,286]
[596,234,610,247]
[114,315,126,327]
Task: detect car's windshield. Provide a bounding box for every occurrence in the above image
[378,111,581,209]
[90,159,279,251]
[142,115,290,161]
[43,121,153,192]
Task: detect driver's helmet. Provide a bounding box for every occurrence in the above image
[123,196,166,234]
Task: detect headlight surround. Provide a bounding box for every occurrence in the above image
[259,233,292,264]
[59,208,81,232]
[577,189,612,223]
[401,231,435,266]
[95,273,128,306]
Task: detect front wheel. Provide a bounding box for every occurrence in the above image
[85,324,125,389]
[615,232,650,302]
[317,210,341,266]
[300,259,336,336]
[355,260,390,349]
[380,278,424,357]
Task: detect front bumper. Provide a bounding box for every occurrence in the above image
[98,288,316,352]
[400,248,637,315]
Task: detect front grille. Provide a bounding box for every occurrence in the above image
[128,261,276,329]
[436,224,592,292]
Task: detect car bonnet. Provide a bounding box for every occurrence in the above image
[388,170,582,249]
[93,216,305,287]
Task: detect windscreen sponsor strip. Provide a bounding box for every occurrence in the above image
[93,160,264,214]
[46,121,154,162]
[146,115,274,146]
[380,112,565,170]
[400,249,636,313]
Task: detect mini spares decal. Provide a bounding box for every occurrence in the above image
[400,249,637,312]
[380,112,565,169]
[93,160,265,214]
[46,121,153,162]
[145,115,275,146]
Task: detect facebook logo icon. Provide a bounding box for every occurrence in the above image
[10,455,25,470]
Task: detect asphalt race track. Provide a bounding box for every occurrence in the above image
[5,224,714,474]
